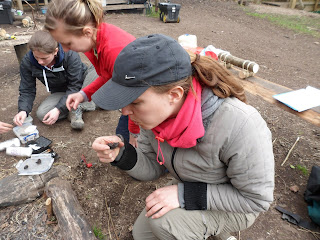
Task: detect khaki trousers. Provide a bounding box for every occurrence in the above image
[132,205,258,240]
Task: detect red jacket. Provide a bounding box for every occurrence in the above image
[83,23,140,134]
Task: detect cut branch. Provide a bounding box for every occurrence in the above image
[45,178,97,240]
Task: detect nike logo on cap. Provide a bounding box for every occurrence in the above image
[125,75,135,80]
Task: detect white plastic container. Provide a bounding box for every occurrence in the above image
[0,138,21,151]
[178,34,198,49]
[13,123,39,144]
[6,146,33,157]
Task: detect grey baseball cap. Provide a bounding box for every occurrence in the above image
[92,34,192,111]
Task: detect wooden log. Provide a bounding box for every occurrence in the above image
[45,178,97,240]
[218,52,259,73]
[0,167,58,207]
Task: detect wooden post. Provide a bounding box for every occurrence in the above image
[315,0,320,11]
[35,0,39,10]
[45,178,97,240]
[46,198,53,220]
[16,0,24,11]
[290,0,297,9]
[155,0,158,12]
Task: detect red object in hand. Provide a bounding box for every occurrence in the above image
[80,155,92,168]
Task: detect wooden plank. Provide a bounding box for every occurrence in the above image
[103,3,145,11]
[106,0,128,4]
[230,67,320,127]
[262,1,289,7]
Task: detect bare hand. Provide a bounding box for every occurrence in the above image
[42,108,60,125]
[129,134,138,148]
[145,185,179,219]
[92,135,125,163]
[13,111,27,126]
[66,92,84,111]
[0,121,13,134]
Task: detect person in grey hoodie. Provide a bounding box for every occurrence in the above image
[13,30,97,129]
[91,34,275,240]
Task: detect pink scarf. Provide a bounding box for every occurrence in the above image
[152,78,205,165]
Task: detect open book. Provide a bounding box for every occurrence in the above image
[273,86,320,112]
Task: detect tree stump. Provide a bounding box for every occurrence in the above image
[0,167,58,207]
[45,178,97,240]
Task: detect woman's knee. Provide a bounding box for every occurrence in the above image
[132,214,170,240]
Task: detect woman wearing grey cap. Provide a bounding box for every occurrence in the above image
[91,34,274,240]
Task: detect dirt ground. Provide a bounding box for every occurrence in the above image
[0,0,320,239]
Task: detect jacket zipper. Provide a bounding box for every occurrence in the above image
[171,147,182,181]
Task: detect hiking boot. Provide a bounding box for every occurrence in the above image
[69,107,84,130]
[80,101,96,112]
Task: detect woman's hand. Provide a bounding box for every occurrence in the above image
[0,121,13,134]
[42,108,60,125]
[13,111,27,126]
[66,92,84,110]
[145,185,179,219]
[92,135,124,163]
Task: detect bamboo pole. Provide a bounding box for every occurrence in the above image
[218,52,259,73]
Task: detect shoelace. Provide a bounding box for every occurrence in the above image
[155,136,165,165]
[74,107,83,119]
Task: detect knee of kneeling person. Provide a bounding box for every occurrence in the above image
[36,109,46,121]
[132,216,169,239]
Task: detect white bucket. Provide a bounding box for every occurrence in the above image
[178,34,197,49]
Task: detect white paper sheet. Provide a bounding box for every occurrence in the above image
[273,86,320,112]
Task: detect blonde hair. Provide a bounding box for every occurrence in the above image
[28,30,58,54]
[44,0,103,35]
[152,52,247,103]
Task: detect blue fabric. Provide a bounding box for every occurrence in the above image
[116,115,129,142]
[308,201,320,226]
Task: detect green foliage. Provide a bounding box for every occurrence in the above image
[146,5,160,18]
[93,225,106,240]
[246,12,320,38]
[296,164,309,176]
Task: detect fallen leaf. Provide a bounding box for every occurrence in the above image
[290,185,299,193]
